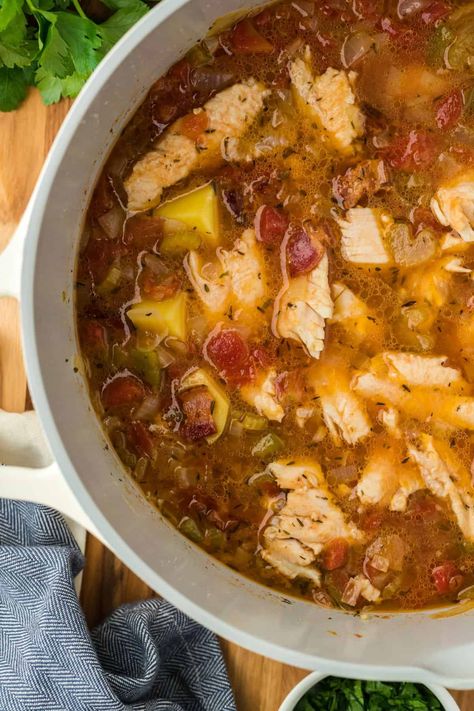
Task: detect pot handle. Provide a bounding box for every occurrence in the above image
[0,460,103,541]
[0,202,29,301]
[0,208,104,542]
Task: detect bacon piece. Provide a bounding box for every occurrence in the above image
[180,386,217,441]
[332,159,389,209]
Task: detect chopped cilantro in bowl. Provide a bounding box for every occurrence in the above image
[295,678,444,710]
[279,675,460,711]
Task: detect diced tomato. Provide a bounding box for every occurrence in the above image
[205,329,251,384]
[90,173,115,218]
[255,205,289,245]
[322,539,349,570]
[253,7,274,27]
[378,17,422,52]
[435,90,463,130]
[432,561,463,594]
[260,481,282,497]
[319,0,353,22]
[410,205,445,234]
[408,492,441,521]
[353,0,383,20]
[449,143,474,167]
[141,274,180,301]
[275,370,304,403]
[180,111,209,141]
[79,320,108,354]
[187,491,239,531]
[382,130,440,172]
[124,215,163,249]
[324,568,351,603]
[230,19,273,54]
[286,227,325,277]
[102,374,146,410]
[81,237,119,285]
[378,16,399,36]
[360,509,384,531]
[421,1,451,25]
[251,345,272,369]
[128,421,156,458]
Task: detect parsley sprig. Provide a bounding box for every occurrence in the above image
[0,0,151,111]
[295,678,444,710]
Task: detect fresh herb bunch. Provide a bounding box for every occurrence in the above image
[0,0,151,111]
[295,678,444,711]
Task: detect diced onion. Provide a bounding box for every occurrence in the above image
[397,0,430,18]
[328,464,358,484]
[174,466,198,488]
[134,393,161,420]
[142,253,170,278]
[229,419,244,437]
[98,205,124,240]
[341,31,374,68]
[458,584,474,600]
[155,344,176,368]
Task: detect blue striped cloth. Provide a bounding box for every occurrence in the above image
[0,500,237,711]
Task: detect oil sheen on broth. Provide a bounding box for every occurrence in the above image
[76,0,474,611]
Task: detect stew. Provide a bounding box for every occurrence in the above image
[76,0,474,611]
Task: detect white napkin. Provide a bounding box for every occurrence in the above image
[0,409,52,468]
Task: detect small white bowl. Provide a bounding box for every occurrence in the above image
[278,671,461,711]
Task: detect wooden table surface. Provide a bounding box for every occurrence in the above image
[1,90,473,711]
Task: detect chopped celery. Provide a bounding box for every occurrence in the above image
[458,584,474,600]
[133,457,148,482]
[112,344,128,369]
[185,42,212,67]
[240,412,268,431]
[160,500,180,526]
[154,183,220,246]
[131,349,162,388]
[446,4,474,71]
[160,231,201,254]
[179,516,203,543]
[180,368,230,444]
[251,432,285,459]
[204,526,225,550]
[426,24,453,68]
[97,265,122,295]
[127,292,187,341]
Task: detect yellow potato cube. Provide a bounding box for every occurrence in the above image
[127,292,186,341]
[154,182,220,246]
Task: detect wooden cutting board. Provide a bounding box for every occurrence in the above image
[0,91,472,711]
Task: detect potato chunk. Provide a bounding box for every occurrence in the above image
[155,182,220,246]
[127,292,186,341]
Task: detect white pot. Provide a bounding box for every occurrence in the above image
[1,0,474,689]
[278,672,461,711]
